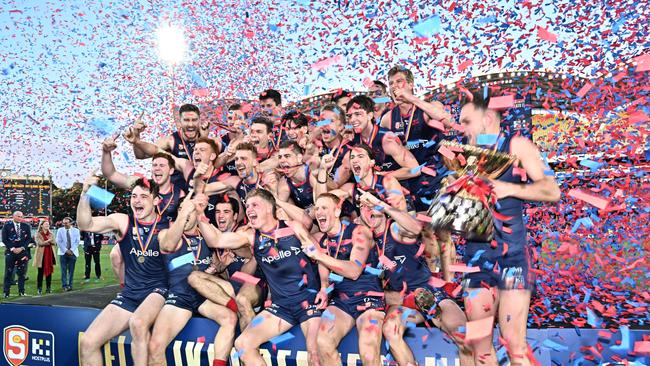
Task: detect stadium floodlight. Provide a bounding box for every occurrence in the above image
[156,24,187,65]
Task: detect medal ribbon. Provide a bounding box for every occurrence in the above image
[134,216,160,254]
[156,184,175,216]
[182,234,203,265]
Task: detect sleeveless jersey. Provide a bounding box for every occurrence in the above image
[170,131,196,191]
[119,216,169,294]
[164,233,213,294]
[285,165,314,209]
[389,106,444,163]
[468,134,526,248]
[253,221,319,306]
[319,223,382,296]
[352,125,399,172]
[236,177,259,205]
[157,184,183,224]
[380,224,431,291]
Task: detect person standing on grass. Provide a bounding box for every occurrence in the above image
[3,211,32,298]
[82,231,104,282]
[56,217,80,292]
[34,219,56,295]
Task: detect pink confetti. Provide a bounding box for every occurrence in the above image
[465,317,494,341]
[487,95,515,109]
[567,189,610,210]
[537,26,558,42]
[230,271,261,285]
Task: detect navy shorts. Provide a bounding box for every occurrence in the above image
[330,294,385,319]
[111,287,168,313]
[461,241,535,290]
[165,290,206,313]
[264,300,322,326]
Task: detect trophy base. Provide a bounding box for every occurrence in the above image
[426,188,494,242]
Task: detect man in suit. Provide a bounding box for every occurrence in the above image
[81,231,104,282]
[2,211,32,297]
[56,217,80,291]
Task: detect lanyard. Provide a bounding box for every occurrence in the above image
[374,220,391,257]
[402,106,416,143]
[179,134,195,166]
[182,234,202,264]
[134,216,159,253]
[329,223,347,259]
[259,223,280,250]
[157,184,175,216]
[363,125,379,146]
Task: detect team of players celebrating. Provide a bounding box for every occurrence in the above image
[77,65,560,366]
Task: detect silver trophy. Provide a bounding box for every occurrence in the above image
[427,140,516,241]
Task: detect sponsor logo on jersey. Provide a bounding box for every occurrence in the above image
[129,248,160,257]
[261,246,302,264]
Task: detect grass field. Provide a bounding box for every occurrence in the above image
[0,246,118,301]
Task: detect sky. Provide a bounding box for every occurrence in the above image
[0,0,648,187]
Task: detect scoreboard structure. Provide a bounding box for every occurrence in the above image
[0,173,52,219]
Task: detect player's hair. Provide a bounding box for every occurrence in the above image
[351,143,376,161]
[151,153,175,169]
[179,104,201,117]
[278,140,304,155]
[228,103,248,118]
[387,65,414,84]
[246,188,278,219]
[259,89,282,106]
[372,80,387,93]
[331,89,352,104]
[196,137,221,157]
[282,111,309,129]
[250,116,274,134]
[320,103,346,124]
[236,142,258,158]
[346,95,375,114]
[317,192,341,207]
[214,195,240,217]
[460,90,502,119]
[132,177,160,197]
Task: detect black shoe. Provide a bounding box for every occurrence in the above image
[37,289,42,296]
[3,294,8,299]
[46,288,51,294]
[18,292,25,296]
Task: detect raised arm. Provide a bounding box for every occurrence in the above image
[358,189,421,237]
[122,115,174,159]
[77,175,128,237]
[194,194,251,249]
[276,200,312,230]
[101,136,134,189]
[158,193,195,252]
[382,134,420,180]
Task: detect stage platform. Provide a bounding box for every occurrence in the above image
[1,287,649,365]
